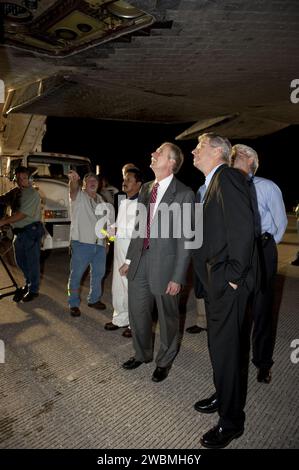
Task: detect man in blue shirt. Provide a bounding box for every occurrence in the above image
[231,144,288,384]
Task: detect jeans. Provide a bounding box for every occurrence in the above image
[68,240,106,308]
[13,222,43,293]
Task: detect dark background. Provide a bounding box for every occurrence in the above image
[43,117,298,211]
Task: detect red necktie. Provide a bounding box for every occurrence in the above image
[143,182,159,249]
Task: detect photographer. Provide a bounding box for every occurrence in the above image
[0,166,43,302]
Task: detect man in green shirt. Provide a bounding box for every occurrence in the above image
[0,166,43,302]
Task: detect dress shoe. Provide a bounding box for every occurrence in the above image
[257,367,272,384]
[200,424,244,449]
[70,306,81,317]
[122,327,132,338]
[152,366,170,382]
[122,357,151,370]
[22,292,39,302]
[186,325,207,334]
[12,285,28,303]
[291,257,299,266]
[194,393,218,413]
[88,300,106,310]
[104,321,119,330]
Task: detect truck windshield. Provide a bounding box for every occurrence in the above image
[27,156,91,181]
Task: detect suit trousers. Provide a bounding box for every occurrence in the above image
[205,283,250,430]
[195,298,207,329]
[251,235,277,369]
[128,250,180,367]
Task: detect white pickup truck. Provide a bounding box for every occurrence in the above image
[1,152,92,250]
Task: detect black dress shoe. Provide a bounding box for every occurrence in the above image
[22,292,39,302]
[104,322,120,330]
[122,357,150,370]
[186,325,207,334]
[194,393,218,413]
[70,307,81,317]
[257,367,272,384]
[200,424,244,449]
[122,327,132,338]
[152,366,170,382]
[12,286,28,303]
[88,300,106,310]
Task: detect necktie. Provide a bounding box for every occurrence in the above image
[143,182,159,249]
[196,184,206,203]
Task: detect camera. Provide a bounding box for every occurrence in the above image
[0,226,13,243]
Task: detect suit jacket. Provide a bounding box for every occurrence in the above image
[193,164,255,300]
[126,176,195,294]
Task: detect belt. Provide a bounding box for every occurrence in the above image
[260,232,273,241]
[13,222,41,235]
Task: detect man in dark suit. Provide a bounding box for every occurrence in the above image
[192,133,255,449]
[120,142,195,382]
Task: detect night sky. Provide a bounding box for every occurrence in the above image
[43,117,298,211]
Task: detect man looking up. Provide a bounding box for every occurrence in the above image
[231,144,287,384]
[67,171,107,317]
[120,142,194,383]
[192,133,255,449]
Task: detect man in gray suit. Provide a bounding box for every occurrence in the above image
[119,142,195,382]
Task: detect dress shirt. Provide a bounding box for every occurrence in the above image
[204,164,225,192]
[196,183,206,203]
[125,174,173,265]
[251,175,287,244]
[152,174,174,217]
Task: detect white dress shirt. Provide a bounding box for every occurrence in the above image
[125,174,174,265]
[204,163,224,192]
[152,174,174,217]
